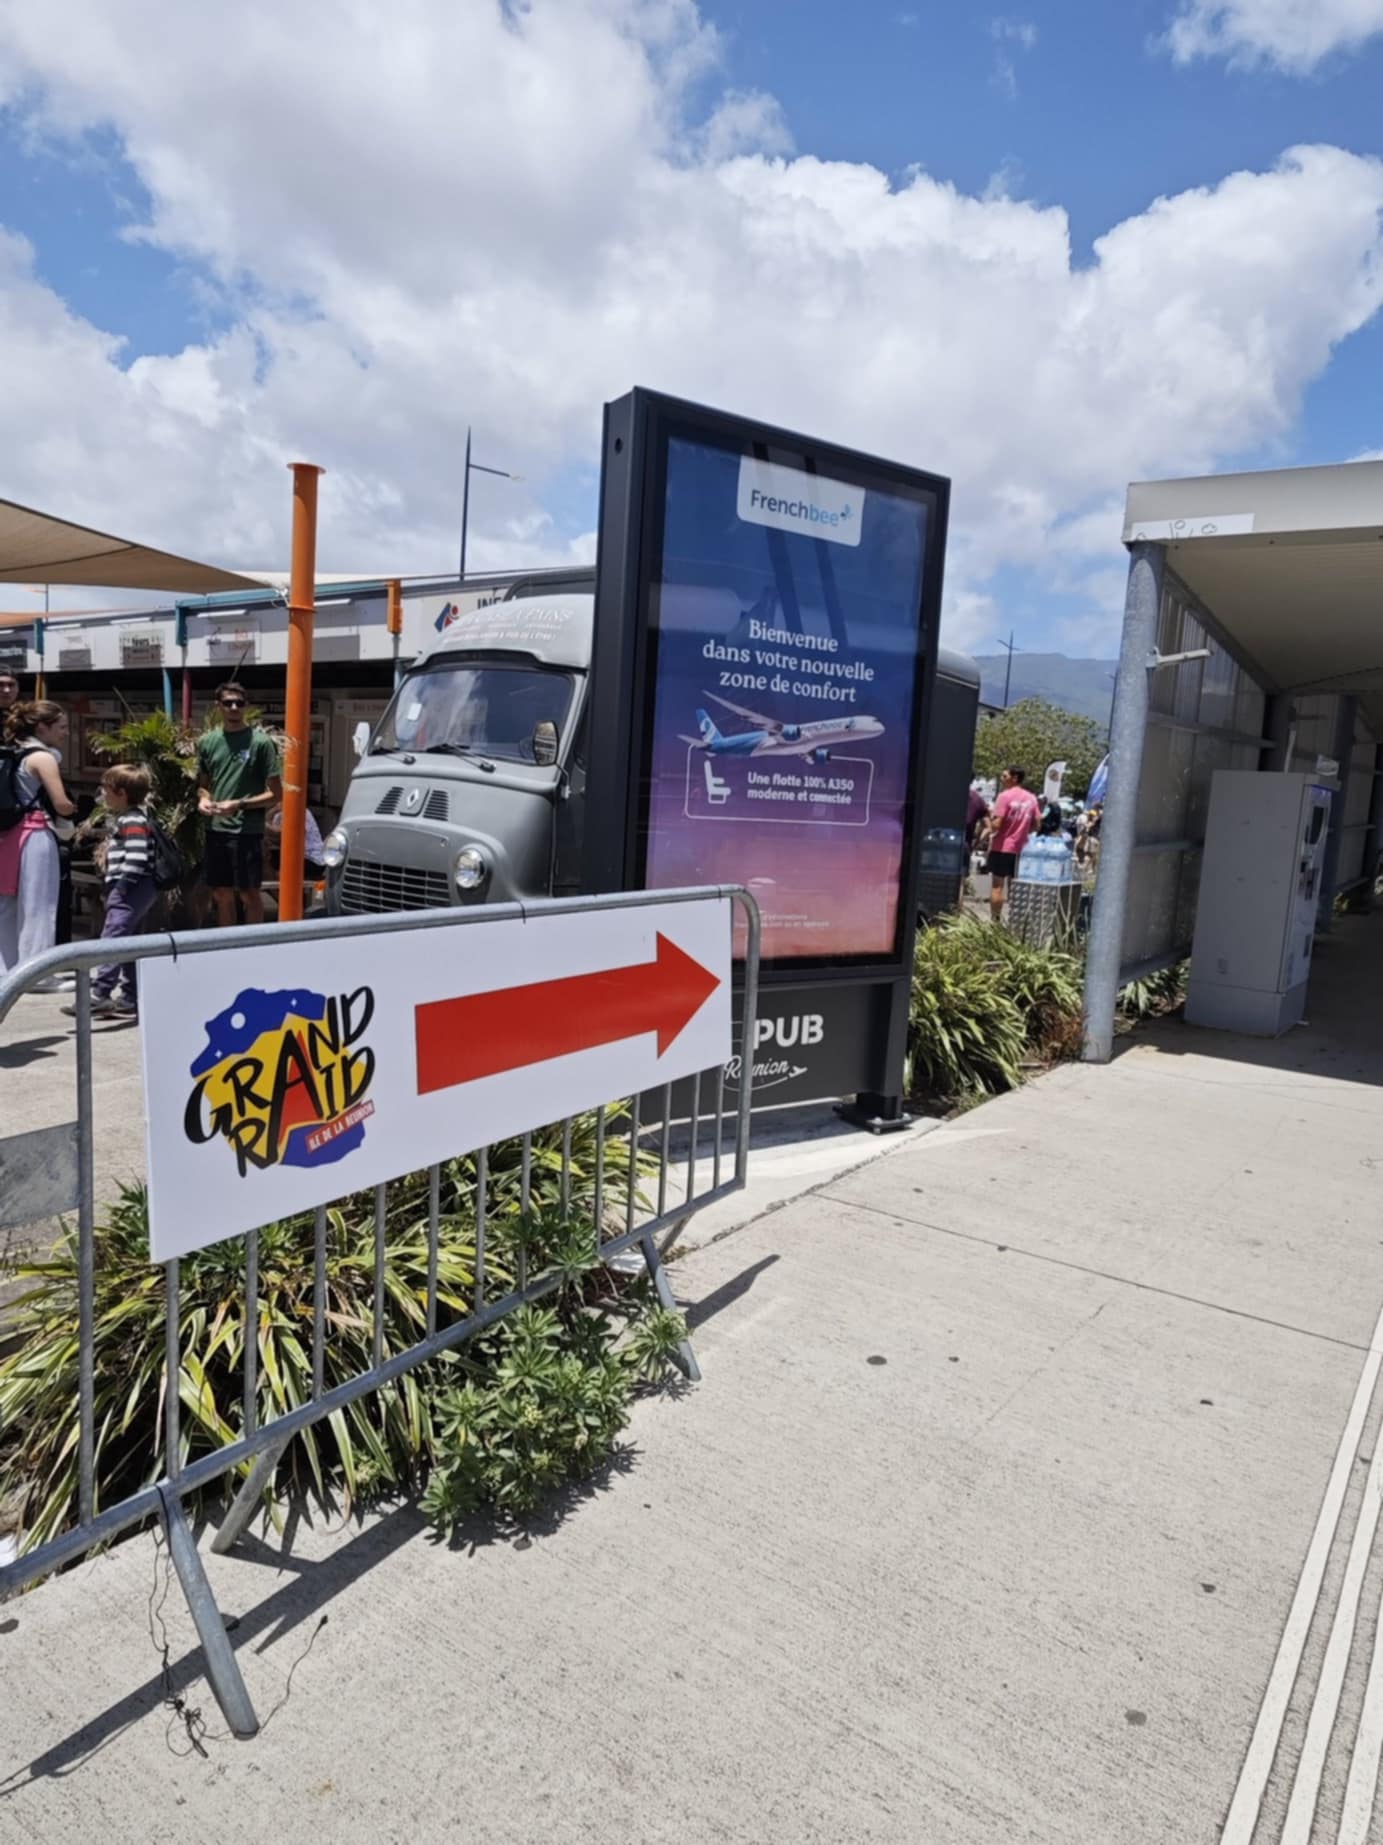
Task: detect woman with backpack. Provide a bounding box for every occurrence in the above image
[0,699,77,987]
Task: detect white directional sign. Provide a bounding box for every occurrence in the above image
[140,899,732,1261]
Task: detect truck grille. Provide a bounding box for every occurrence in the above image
[338,860,454,913]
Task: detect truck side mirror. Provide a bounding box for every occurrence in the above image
[532,720,558,767]
[352,720,370,759]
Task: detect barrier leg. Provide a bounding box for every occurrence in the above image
[160,1485,259,1738]
[657,1212,692,1258]
[211,1438,290,1556]
[639,1231,701,1383]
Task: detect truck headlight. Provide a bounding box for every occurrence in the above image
[321,828,348,869]
[454,844,489,891]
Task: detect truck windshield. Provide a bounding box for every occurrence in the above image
[375,661,574,763]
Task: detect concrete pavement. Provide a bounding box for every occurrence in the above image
[2,913,1383,1840]
[0,988,141,1270]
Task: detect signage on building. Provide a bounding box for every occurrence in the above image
[0,626,30,672]
[314,631,361,662]
[119,630,165,668]
[207,626,258,666]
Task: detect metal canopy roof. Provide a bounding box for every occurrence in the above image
[1123,459,1383,728]
[0,494,261,593]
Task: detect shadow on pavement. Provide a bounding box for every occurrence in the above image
[0,1035,66,1070]
[0,1502,427,1792]
[683,1253,780,1332]
[1130,919,1383,1091]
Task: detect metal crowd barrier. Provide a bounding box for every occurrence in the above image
[0,885,758,1737]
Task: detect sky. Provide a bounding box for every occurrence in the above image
[0,0,1381,656]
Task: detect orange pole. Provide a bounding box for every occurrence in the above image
[386,577,403,687]
[279,461,323,922]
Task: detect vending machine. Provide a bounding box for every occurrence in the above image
[1186,771,1333,1037]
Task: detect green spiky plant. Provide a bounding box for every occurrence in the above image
[908,916,1028,1103]
[0,1112,666,1558]
[1117,962,1188,1021]
[977,923,1085,1058]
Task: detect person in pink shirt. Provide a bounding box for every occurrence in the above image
[983,765,1041,922]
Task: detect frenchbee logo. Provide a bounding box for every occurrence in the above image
[184,986,376,1177]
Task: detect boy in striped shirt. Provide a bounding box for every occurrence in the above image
[78,763,159,1020]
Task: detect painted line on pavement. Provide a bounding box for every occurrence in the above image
[1220,1301,1383,1845]
[1338,1569,1383,1845]
[1280,1435,1383,1841]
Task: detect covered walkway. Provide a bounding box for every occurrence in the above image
[1084,458,1383,1061]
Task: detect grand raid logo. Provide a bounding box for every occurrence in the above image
[184,985,376,1176]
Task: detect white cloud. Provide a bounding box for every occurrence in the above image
[992,16,1038,48]
[989,15,1038,96]
[697,89,793,163]
[1166,0,1383,72]
[0,3,1379,663]
[938,586,999,654]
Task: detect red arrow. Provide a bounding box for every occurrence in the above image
[414,932,721,1096]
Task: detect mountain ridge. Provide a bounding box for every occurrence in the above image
[972,652,1117,725]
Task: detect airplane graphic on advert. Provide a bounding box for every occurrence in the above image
[679,692,884,763]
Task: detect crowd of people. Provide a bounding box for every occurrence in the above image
[3,666,1106,1023]
[965,764,1103,925]
[0,678,309,1020]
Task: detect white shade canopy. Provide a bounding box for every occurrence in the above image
[0,493,261,594]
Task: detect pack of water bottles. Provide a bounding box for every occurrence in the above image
[1016,835,1078,885]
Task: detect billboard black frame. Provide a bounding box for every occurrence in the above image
[586,388,950,1123]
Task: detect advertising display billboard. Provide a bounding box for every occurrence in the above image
[588,391,949,1119]
[636,433,936,966]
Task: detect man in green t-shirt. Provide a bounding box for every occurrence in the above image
[197,682,282,926]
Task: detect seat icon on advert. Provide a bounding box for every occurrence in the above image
[703,759,731,806]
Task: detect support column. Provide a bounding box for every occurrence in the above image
[1366,736,1383,909]
[1081,542,1163,1064]
[279,461,323,923]
[1317,695,1357,931]
[1262,692,1294,771]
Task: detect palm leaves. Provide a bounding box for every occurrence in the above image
[1117,962,1188,1020]
[87,710,206,907]
[0,1111,662,1557]
[907,916,1084,1104]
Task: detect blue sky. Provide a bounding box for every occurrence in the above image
[710,0,1383,472]
[0,0,1381,656]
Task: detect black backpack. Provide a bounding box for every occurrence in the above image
[0,742,50,834]
[147,813,186,892]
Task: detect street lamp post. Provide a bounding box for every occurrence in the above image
[459,426,522,581]
[995,630,1021,708]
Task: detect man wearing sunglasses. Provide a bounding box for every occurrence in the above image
[196,682,282,925]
